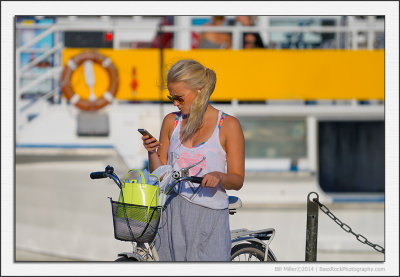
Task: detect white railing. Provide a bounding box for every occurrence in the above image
[16,16,384,50]
[16,23,384,50]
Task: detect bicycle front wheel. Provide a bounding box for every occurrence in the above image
[231,243,276,261]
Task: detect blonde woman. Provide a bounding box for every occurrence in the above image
[142,59,244,261]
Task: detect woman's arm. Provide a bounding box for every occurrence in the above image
[201,115,245,191]
[142,113,175,172]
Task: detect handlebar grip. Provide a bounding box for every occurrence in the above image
[190,176,203,184]
[90,171,107,179]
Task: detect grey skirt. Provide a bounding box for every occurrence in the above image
[154,192,231,261]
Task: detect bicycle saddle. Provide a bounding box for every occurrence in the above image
[228,196,242,210]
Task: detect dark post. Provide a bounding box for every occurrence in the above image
[305,192,319,261]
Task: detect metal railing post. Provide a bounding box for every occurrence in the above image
[305,192,319,261]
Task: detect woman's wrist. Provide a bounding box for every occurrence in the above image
[148,151,158,156]
[147,151,158,171]
[220,172,244,191]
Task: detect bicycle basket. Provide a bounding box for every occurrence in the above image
[112,169,162,243]
[110,198,162,243]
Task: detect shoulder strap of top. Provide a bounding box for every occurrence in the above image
[173,111,181,130]
[218,112,228,130]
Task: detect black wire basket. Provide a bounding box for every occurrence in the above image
[110,198,162,243]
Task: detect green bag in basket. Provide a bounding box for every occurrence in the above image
[117,169,160,222]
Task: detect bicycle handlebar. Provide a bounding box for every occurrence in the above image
[190,176,203,184]
[164,176,203,195]
[90,165,122,189]
[90,171,107,179]
[90,165,204,194]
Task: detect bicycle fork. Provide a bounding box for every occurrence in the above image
[231,228,276,261]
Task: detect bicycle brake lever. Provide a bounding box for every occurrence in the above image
[186,156,206,171]
[178,156,206,178]
[169,156,206,192]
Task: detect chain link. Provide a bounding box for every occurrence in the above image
[312,198,385,254]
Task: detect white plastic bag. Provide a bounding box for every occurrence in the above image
[151,165,173,206]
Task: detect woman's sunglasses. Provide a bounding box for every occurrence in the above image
[167,95,185,104]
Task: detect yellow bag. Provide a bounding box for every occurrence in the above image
[119,169,160,206]
[118,169,160,222]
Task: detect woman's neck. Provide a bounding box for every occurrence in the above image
[203,105,217,118]
[183,104,214,119]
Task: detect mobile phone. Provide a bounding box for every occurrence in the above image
[138,129,157,141]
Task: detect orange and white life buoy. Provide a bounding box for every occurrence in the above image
[61,51,119,111]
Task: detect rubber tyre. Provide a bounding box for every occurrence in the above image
[231,243,276,261]
[114,256,139,262]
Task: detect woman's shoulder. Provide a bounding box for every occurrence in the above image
[163,112,180,126]
[219,112,243,135]
[218,112,244,150]
[221,112,241,127]
[161,112,180,138]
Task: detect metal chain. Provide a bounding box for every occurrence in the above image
[312,198,385,254]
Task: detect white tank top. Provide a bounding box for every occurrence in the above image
[167,110,228,209]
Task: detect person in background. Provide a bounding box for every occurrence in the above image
[151,16,174,48]
[236,16,265,49]
[141,59,245,261]
[197,16,232,49]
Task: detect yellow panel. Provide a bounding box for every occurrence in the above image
[62,49,384,101]
[62,48,160,101]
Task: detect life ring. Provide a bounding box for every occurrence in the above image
[61,51,119,111]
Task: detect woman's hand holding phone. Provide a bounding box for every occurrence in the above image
[139,129,160,153]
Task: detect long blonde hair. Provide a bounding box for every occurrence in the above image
[167,59,216,142]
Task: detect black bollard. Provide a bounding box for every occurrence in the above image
[305,192,319,261]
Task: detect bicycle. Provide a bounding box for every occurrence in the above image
[90,160,277,262]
